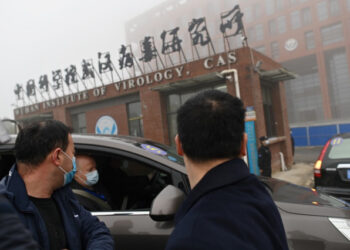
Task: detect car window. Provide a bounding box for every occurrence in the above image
[328,138,350,159]
[74,149,173,212]
[0,150,15,179]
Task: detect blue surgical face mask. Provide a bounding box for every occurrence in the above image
[59,150,77,186]
[84,170,99,186]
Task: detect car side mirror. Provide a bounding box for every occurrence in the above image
[149,185,185,222]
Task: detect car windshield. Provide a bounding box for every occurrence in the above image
[328,137,350,159]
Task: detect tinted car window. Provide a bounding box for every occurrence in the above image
[328,137,350,159]
[74,148,173,212]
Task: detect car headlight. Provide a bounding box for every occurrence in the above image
[329,218,350,241]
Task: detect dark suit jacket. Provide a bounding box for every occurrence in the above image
[166,158,289,250]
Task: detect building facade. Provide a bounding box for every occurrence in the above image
[240,0,350,146]
[13,0,296,173]
[125,0,350,146]
[14,47,294,173]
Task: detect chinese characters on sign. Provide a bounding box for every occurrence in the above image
[14,5,245,106]
[119,45,134,69]
[189,18,211,46]
[38,75,49,92]
[220,5,244,37]
[160,27,183,55]
[14,84,23,100]
[98,52,113,74]
[26,80,36,97]
[220,5,245,50]
[64,65,79,86]
[82,59,95,80]
[140,36,158,63]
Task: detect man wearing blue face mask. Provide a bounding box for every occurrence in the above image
[71,155,111,211]
[0,120,114,250]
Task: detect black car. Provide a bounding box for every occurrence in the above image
[1,133,350,249]
[314,133,350,202]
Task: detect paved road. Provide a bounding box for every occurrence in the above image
[272,163,314,188]
[271,146,322,188]
[294,146,322,164]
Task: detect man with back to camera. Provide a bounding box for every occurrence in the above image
[0,120,114,250]
[71,155,111,211]
[166,90,288,250]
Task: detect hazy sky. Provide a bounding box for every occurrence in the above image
[0,0,166,119]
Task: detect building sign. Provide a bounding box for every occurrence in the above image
[284,38,298,52]
[14,51,237,116]
[245,107,259,175]
[95,116,118,135]
[13,4,244,112]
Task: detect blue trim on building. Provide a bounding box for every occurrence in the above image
[291,123,350,146]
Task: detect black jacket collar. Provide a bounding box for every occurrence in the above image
[175,158,250,223]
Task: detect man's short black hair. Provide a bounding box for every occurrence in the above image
[15,120,72,166]
[177,90,245,162]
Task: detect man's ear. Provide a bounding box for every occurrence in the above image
[239,133,248,157]
[175,134,184,156]
[51,148,62,166]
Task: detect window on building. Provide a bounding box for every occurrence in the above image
[289,0,298,6]
[261,84,277,137]
[290,10,301,29]
[321,23,344,46]
[247,27,255,42]
[317,1,328,21]
[283,55,324,124]
[254,46,266,54]
[325,48,350,119]
[72,113,87,133]
[255,3,263,18]
[244,6,253,23]
[271,42,279,59]
[255,24,264,41]
[266,0,275,15]
[276,0,284,10]
[277,16,287,34]
[127,102,143,137]
[166,84,227,146]
[301,7,312,25]
[329,0,340,16]
[269,19,277,35]
[305,31,315,50]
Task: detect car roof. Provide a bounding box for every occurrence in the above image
[2,134,187,174]
[332,132,350,139]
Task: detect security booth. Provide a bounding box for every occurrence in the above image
[13,47,295,174]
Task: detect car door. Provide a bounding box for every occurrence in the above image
[75,143,188,250]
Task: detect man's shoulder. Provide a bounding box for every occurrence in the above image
[191,175,276,217]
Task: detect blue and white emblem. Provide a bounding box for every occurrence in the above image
[95,116,118,135]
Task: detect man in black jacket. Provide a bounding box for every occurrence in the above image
[258,136,272,177]
[0,184,39,250]
[166,90,288,250]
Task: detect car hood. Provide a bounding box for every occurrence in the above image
[261,176,350,218]
[276,201,350,218]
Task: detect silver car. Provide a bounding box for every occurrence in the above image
[0,134,350,250]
